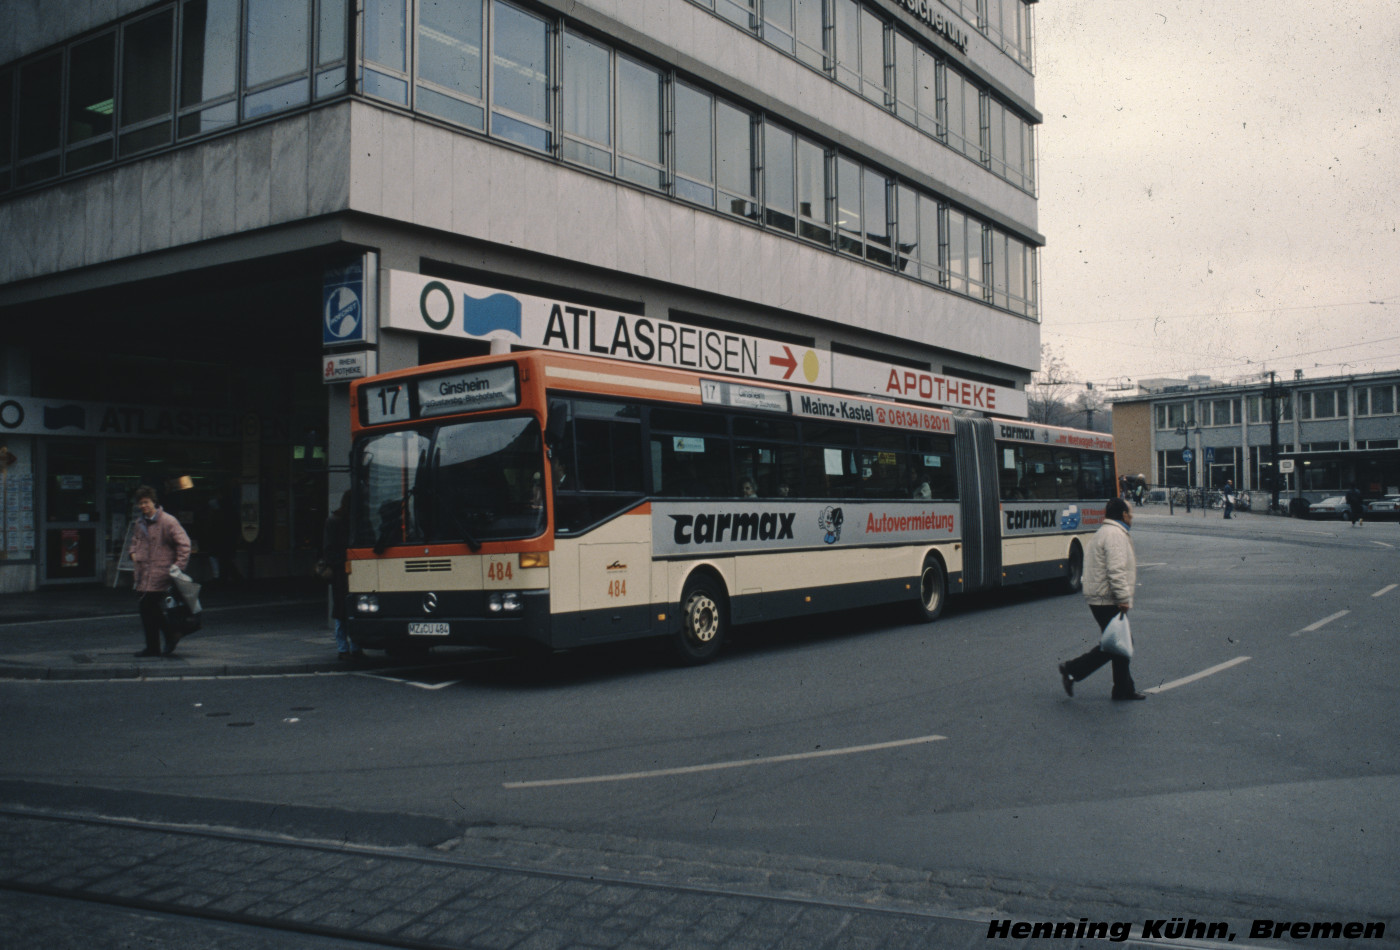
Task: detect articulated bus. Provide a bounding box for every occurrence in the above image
[345,350,1116,663]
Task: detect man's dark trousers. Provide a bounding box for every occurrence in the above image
[1063,604,1136,697]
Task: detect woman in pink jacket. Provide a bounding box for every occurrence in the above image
[129,485,192,657]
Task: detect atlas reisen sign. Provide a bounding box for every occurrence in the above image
[385,271,1028,418]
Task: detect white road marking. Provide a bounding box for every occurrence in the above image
[1290,610,1350,637]
[1371,540,1395,549]
[1137,562,1168,567]
[1375,584,1398,598]
[1143,656,1251,694]
[503,734,947,789]
[359,673,463,690]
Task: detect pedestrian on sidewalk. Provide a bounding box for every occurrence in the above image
[129,485,192,657]
[321,490,362,660]
[1345,484,1364,527]
[1222,479,1235,519]
[1058,497,1146,701]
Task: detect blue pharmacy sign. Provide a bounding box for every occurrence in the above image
[322,262,366,346]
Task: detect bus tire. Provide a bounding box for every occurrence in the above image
[1060,541,1084,594]
[673,574,727,665]
[914,555,946,623]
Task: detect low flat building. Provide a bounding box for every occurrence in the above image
[1111,371,1400,501]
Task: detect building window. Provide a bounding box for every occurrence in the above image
[66,33,116,172]
[1356,384,1396,416]
[616,56,664,190]
[315,0,348,97]
[835,155,862,256]
[418,0,486,129]
[795,135,830,244]
[862,166,891,266]
[716,99,757,219]
[120,10,175,154]
[991,230,1034,316]
[1155,403,1188,430]
[674,82,715,206]
[913,45,937,136]
[244,0,310,118]
[763,123,795,232]
[1299,388,1345,421]
[895,183,919,275]
[794,0,827,71]
[939,61,982,162]
[1205,398,1239,426]
[179,0,240,138]
[943,206,986,298]
[490,0,551,154]
[363,0,409,104]
[859,7,887,107]
[832,0,860,90]
[0,68,13,192]
[716,0,758,32]
[762,0,795,55]
[988,97,1033,191]
[1246,392,1294,423]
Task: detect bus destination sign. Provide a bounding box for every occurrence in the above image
[417,366,519,417]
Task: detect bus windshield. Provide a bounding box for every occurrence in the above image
[353,416,546,550]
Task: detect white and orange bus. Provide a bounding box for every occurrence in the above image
[345,350,1116,663]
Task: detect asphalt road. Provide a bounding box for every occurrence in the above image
[2,507,1397,945]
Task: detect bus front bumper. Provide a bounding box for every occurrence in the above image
[346,589,551,652]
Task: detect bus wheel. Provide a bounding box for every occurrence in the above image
[674,576,726,664]
[915,556,946,623]
[1061,542,1084,594]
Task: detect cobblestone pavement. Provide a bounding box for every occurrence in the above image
[4,809,1390,950]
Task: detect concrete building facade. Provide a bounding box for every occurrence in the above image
[0,0,1043,591]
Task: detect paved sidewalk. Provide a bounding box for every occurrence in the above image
[0,580,365,680]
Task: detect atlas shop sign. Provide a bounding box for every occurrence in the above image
[386,271,833,389]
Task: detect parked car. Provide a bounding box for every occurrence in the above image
[1306,496,1355,520]
[1364,495,1400,520]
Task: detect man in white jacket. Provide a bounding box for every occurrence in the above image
[1058,497,1146,701]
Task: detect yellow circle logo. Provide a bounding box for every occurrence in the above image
[803,350,821,383]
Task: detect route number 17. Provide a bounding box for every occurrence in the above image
[367,384,408,424]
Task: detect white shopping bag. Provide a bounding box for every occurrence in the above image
[1099,612,1134,658]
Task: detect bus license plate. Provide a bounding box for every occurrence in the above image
[408,622,450,636]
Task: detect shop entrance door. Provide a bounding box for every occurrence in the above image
[40,441,104,584]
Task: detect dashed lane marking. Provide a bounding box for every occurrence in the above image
[503,734,946,789]
[1143,656,1250,695]
[1371,540,1395,549]
[1375,584,1398,598]
[1290,610,1350,637]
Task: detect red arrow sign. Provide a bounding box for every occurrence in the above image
[768,346,797,379]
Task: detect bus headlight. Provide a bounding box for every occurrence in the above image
[355,594,380,614]
[487,593,524,613]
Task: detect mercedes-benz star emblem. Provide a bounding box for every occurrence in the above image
[422,593,438,614]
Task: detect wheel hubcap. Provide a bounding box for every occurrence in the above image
[687,594,718,643]
[921,569,940,610]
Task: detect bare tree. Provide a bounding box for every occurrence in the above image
[1026,344,1077,426]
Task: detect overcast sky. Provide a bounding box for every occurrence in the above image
[1033,1,1400,393]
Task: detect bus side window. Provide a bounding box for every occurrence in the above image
[998,443,1021,499]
